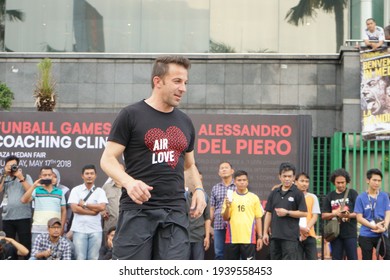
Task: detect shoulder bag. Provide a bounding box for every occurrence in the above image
[324,188,350,242]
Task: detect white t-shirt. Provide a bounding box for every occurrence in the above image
[363,26,385,41]
[68,184,108,233]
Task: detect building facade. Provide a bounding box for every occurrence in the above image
[1,47,360,138]
[2,0,387,54]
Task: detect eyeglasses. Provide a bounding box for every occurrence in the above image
[49,226,61,229]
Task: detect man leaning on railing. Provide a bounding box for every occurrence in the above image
[363,18,385,50]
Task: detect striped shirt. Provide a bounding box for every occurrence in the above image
[32,186,66,234]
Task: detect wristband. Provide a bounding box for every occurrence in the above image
[194,187,205,193]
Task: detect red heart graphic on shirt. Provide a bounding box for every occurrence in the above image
[144,126,188,169]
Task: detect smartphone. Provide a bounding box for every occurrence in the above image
[40,178,52,185]
[227,189,233,202]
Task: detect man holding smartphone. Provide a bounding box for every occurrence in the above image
[222,170,263,260]
[21,166,67,244]
[322,168,358,260]
[210,162,236,260]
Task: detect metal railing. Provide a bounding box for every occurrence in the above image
[345,39,390,46]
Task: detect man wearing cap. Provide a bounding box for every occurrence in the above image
[30,217,72,260]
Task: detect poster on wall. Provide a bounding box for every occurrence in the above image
[0,112,115,189]
[191,114,311,201]
[360,47,390,140]
[0,112,311,201]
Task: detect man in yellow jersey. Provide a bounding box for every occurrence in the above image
[222,170,263,260]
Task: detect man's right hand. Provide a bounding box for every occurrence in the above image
[32,178,42,188]
[124,180,153,204]
[102,210,109,220]
[224,197,232,208]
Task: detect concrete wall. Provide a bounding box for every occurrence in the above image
[0,47,361,137]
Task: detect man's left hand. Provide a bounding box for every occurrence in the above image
[256,238,263,251]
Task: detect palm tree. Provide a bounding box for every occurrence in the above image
[0,0,25,51]
[33,58,57,111]
[285,0,347,52]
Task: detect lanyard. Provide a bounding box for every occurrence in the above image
[367,192,377,220]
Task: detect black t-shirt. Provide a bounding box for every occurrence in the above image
[323,188,358,239]
[0,243,17,260]
[108,100,195,212]
[265,184,307,241]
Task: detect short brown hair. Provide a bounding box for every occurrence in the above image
[151,55,191,88]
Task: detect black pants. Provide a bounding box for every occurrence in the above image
[359,235,390,260]
[190,241,205,260]
[224,243,256,260]
[2,218,31,259]
[298,236,317,260]
[112,209,190,260]
[270,238,299,260]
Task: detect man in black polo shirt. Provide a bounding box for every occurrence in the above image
[263,163,307,260]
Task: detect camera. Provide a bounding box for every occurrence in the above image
[47,245,60,260]
[47,252,58,260]
[10,164,18,173]
[40,179,52,185]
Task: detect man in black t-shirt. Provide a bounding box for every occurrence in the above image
[100,55,206,260]
[321,169,358,260]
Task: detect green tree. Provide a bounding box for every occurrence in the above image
[285,0,347,52]
[0,0,25,51]
[0,82,13,110]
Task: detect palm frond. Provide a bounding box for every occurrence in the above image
[285,0,320,26]
[33,58,57,111]
[209,39,236,53]
[319,0,347,13]
[5,10,25,22]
